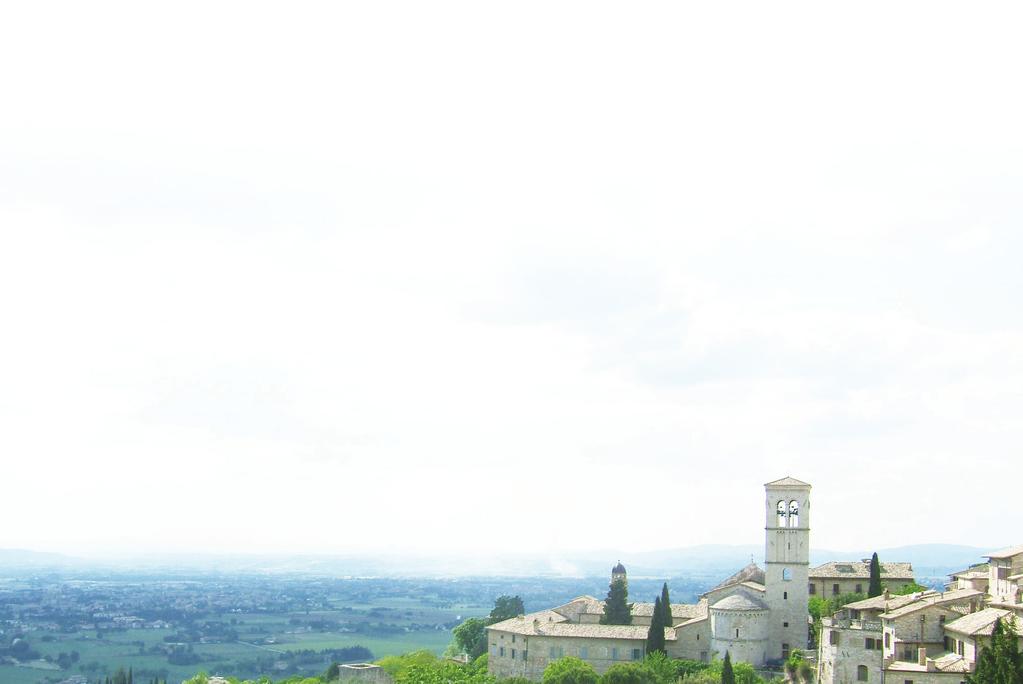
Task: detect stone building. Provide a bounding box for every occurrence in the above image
[818,545,1023,684]
[810,561,915,599]
[487,477,813,680]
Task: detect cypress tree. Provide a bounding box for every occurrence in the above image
[868,553,883,598]
[722,651,736,684]
[646,595,666,655]
[659,582,671,626]
[968,617,1023,684]
[601,577,633,625]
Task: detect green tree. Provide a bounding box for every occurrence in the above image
[450,595,525,660]
[642,651,678,684]
[867,553,882,598]
[784,649,804,682]
[543,657,599,684]
[601,578,632,625]
[601,663,658,684]
[378,650,439,677]
[967,618,1023,684]
[453,618,489,659]
[490,596,525,622]
[646,596,666,656]
[658,584,671,627]
[673,659,711,679]
[721,652,735,684]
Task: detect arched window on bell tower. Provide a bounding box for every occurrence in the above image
[777,500,787,527]
[788,500,800,528]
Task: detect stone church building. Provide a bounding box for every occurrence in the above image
[487,477,812,679]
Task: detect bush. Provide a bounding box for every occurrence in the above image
[643,652,679,684]
[602,663,658,684]
[675,660,711,679]
[498,678,534,684]
[543,657,600,684]
[379,650,439,677]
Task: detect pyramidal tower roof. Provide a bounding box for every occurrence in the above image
[765,476,811,488]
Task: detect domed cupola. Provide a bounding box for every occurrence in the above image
[612,561,627,582]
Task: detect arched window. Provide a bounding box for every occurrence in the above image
[789,500,800,528]
[857,665,868,682]
[783,568,792,581]
[777,500,787,527]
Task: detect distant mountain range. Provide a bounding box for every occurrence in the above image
[0,543,996,580]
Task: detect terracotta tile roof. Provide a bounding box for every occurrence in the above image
[843,591,933,612]
[487,612,675,640]
[932,654,971,673]
[950,564,989,578]
[711,594,768,611]
[631,602,706,619]
[810,561,914,580]
[710,563,766,591]
[944,608,1017,637]
[555,596,605,617]
[881,589,982,619]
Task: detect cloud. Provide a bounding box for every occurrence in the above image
[1,1,1022,557]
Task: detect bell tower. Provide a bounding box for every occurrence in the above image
[764,476,811,662]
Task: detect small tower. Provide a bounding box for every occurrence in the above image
[612,561,627,585]
[764,476,811,663]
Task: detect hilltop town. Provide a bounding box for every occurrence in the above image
[486,477,1022,684]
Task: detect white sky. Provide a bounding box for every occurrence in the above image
[1,1,1022,558]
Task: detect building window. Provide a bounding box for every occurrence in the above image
[944,637,950,651]
[512,635,516,643]
[549,647,557,658]
[789,500,800,527]
[632,648,642,660]
[511,649,516,659]
[905,680,913,684]
[612,648,618,660]
[700,652,708,663]
[580,647,588,659]
[866,638,874,649]
[490,645,496,656]
[809,583,816,595]
[782,643,790,659]
[784,592,789,600]
[784,622,789,628]
[783,568,792,581]
[884,633,890,648]
[958,641,964,656]
[523,650,528,660]
[697,634,700,641]
[777,500,788,527]
[858,665,868,682]
[830,631,839,645]
[736,629,740,638]
[856,584,863,594]
[832,584,840,596]
[500,647,505,657]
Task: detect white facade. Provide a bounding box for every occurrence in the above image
[764,477,811,662]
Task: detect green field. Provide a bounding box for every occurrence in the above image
[3,608,466,684]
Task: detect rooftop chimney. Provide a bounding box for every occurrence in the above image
[918,648,927,667]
